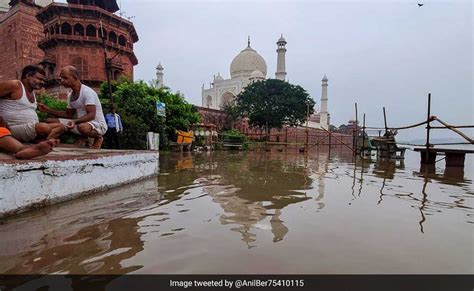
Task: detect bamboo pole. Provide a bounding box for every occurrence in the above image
[383,107,388,134]
[320,127,355,152]
[425,93,432,163]
[434,118,474,144]
[306,102,309,150]
[362,113,366,157]
[354,103,358,155]
[430,125,474,129]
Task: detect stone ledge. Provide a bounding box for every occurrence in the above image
[0,148,159,219]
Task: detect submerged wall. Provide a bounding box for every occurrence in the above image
[0,149,159,218]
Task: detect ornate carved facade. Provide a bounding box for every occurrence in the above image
[0,0,45,81]
[0,0,139,98]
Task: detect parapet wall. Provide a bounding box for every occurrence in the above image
[0,148,159,218]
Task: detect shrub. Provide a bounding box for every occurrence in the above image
[222,129,246,144]
[99,80,200,149]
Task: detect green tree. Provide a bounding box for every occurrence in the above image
[337,124,349,134]
[159,89,201,143]
[236,79,315,131]
[99,80,200,149]
[221,100,241,130]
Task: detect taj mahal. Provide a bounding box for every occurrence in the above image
[200,36,274,109]
[157,35,330,130]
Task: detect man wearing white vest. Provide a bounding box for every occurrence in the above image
[0,65,64,142]
[38,66,107,149]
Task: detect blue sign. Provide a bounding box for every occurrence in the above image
[156,101,166,117]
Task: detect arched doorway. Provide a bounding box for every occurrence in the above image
[206,95,213,108]
[220,91,235,108]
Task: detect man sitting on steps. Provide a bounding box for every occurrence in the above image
[38,66,107,149]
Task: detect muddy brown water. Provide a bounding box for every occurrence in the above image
[0,149,472,275]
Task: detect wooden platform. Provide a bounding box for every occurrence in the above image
[223,143,243,150]
[414,148,474,167]
[371,139,406,160]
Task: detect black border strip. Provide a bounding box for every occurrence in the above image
[0,275,473,291]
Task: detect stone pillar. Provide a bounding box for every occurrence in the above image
[156,62,164,88]
[320,74,329,130]
[275,34,287,81]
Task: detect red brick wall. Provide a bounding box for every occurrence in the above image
[196,106,228,130]
[196,106,354,146]
[245,126,353,146]
[0,3,44,81]
[43,45,133,82]
[0,2,137,96]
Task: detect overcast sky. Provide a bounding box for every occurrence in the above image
[116,0,471,141]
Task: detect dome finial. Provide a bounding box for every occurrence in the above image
[156,61,164,70]
[277,34,287,44]
[248,35,250,47]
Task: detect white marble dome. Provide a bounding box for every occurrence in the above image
[230,45,267,79]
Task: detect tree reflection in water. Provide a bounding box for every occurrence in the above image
[0,179,161,276]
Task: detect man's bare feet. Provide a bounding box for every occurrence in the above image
[46,139,60,147]
[14,140,53,159]
[36,141,53,154]
[90,136,103,149]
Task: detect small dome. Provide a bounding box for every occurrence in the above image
[230,44,267,79]
[250,70,265,80]
[214,73,224,81]
[322,74,328,82]
[156,62,164,70]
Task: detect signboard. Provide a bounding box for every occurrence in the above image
[156,101,166,117]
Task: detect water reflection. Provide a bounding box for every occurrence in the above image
[349,154,473,234]
[412,163,473,233]
[160,151,316,248]
[0,149,472,275]
[0,179,161,275]
[372,160,405,205]
[415,163,471,186]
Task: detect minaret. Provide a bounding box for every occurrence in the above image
[320,74,329,130]
[156,62,164,88]
[275,34,287,81]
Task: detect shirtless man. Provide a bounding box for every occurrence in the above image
[0,116,59,159]
[0,65,64,142]
[38,66,107,149]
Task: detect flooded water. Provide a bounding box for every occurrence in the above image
[0,148,472,274]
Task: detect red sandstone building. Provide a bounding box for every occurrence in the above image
[0,0,138,98]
